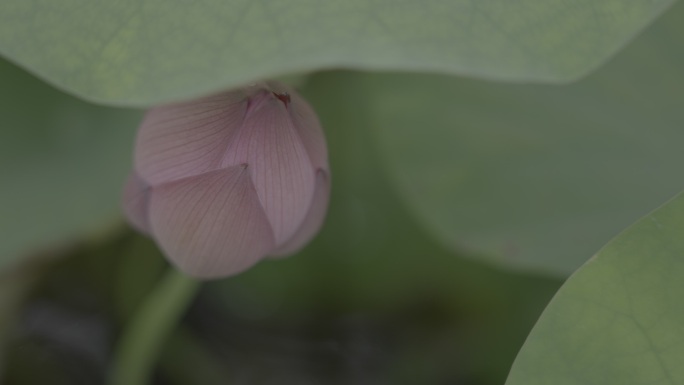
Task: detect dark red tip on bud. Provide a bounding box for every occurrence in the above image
[273,92,291,106]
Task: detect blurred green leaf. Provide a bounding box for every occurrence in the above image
[0,59,141,270]
[506,191,684,385]
[367,3,684,275]
[0,0,673,106]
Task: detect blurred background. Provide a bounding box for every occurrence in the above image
[1,3,683,385]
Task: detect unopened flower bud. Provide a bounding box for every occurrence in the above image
[122,83,330,279]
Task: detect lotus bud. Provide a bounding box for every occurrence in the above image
[121,82,330,279]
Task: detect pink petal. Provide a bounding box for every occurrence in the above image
[121,172,151,234]
[220,92,317,245]
[270,169,331,257]
[135,91,249,185]
[148,165,275,278]
[288,90,329,171]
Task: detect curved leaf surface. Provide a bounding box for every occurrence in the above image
[506,192,684,385]
[369,4,684,275]
[0,0,673,106]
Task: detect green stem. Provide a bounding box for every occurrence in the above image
[108,268,201,385]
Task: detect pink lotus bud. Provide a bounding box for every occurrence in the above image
[121,83,330,279]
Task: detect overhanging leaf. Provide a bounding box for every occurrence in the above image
[505,191,684,385]
[0,59,141,270]
[0,0,673,106]
[367,3,684,275]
